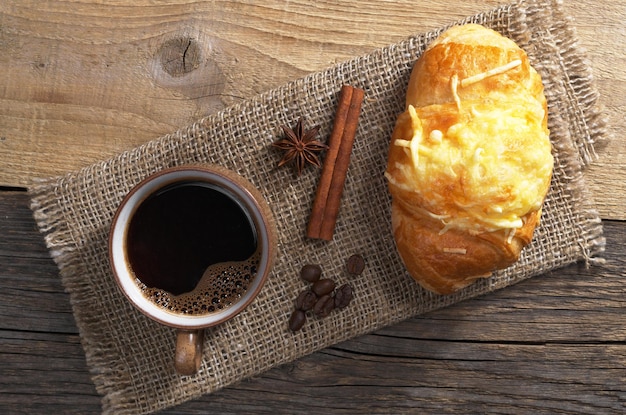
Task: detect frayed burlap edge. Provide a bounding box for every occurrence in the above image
[515,0,607,264]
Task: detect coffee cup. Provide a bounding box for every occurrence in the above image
[108,164,277,375]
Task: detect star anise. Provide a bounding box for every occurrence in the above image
[273,117,328,176]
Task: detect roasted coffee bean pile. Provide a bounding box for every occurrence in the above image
[288,255,364,332]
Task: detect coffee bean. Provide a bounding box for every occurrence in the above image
[346,254,365,276]
[313,294,335,318]
[334,283,353,309]
[294,289,317,311]
[288,309,306,332]
[312,278,336,297]
[300,264,322,283]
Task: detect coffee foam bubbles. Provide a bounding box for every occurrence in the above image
[138,250,261,316]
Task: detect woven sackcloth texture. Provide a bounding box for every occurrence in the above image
[29,0,607,413]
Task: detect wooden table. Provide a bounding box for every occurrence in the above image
[1,1,624,413]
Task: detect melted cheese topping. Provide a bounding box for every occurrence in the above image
[460,60,522,88]
[442,247,467,254]
[387,98,553,233]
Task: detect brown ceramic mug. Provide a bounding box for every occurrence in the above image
[108,165,277,375]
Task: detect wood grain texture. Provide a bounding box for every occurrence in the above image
[0,0,624,219]
[1,190,624,414]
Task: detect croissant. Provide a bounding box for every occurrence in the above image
[385,24,553,295]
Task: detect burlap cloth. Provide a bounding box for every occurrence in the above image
[29,0,608,413]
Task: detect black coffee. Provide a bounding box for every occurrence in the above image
[126,181,258,314]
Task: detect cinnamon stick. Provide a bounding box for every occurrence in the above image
[307,85,365,241]
[306,86,353,237]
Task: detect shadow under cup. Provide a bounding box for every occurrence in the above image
[108,165,277,375]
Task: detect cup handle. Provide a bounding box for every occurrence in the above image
[174,329,204,375]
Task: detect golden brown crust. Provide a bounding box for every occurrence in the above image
[391,204,541,295]
[386,24,552,295]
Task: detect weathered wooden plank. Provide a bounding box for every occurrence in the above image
[0,331,100,415]
[225,343,625,413]
[0,190,50,259]
[0,191,79,334]
[0,0,624,219]
[0,190,624,413]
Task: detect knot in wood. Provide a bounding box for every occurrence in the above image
[158,37,201,77]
